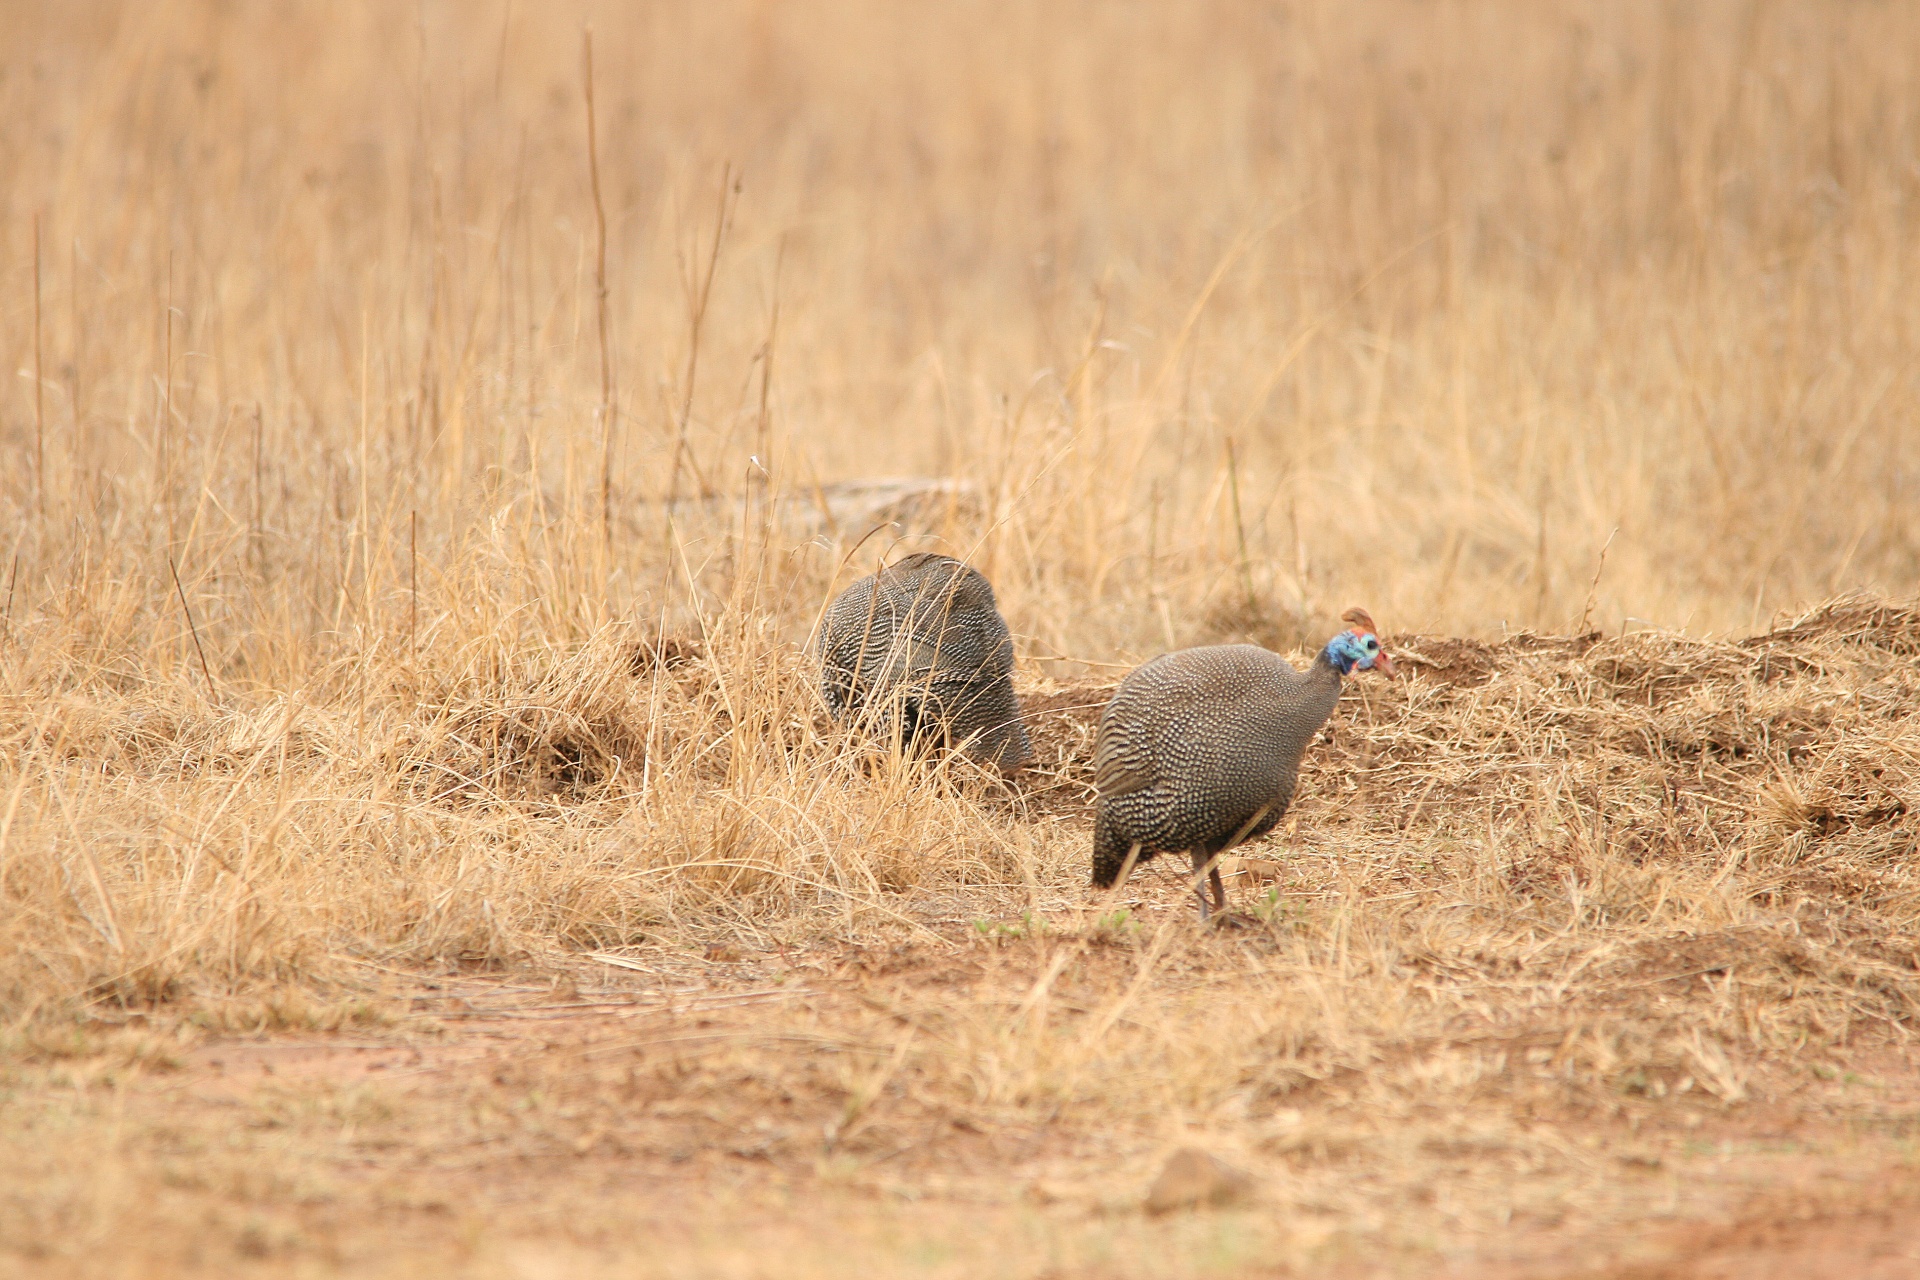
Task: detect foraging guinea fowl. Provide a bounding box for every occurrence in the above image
[816,553,1032,771]
[1091,608,1396,920]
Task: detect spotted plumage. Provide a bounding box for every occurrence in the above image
[816,553,1032,770]
[1091,607,1395,919]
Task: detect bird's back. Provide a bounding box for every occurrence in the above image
[818,553,1030,768]
[1094,644,1339,859]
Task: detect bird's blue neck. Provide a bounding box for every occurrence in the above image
[1319,631,1362,676]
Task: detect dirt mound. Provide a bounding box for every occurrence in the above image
[1745,597,1920,655]
[1015,599,1920,910]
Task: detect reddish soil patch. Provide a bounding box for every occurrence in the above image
[1632,1195,1920,1280]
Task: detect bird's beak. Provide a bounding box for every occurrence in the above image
[1374,650,1396,678]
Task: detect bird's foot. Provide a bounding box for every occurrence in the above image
[1205,911,1261,931]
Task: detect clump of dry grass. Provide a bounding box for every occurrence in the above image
[0,595,1057,1032]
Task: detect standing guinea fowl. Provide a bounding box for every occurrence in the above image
[1091,608,1396,920]
[816,553,1032,772]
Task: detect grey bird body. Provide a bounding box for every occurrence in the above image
[817,553,1032,770]
[1092,613,1392,918]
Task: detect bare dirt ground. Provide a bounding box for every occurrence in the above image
[10,898,1920,1278]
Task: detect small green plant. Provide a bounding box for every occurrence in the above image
[971,911,1046,944]
[1252,887,1302,926]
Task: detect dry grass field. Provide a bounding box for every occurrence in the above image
[4,1,1920,1275]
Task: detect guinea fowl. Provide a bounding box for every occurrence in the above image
[1090,608,1395,920]
[816,553,1032,771]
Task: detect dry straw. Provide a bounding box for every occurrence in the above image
[1,1,1918,1267]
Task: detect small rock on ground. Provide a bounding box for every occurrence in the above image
[1144,1147,1256,1214]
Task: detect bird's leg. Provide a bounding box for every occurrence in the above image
[1197,851,1257,930]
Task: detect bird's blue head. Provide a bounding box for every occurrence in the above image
[1320,607,1396,678]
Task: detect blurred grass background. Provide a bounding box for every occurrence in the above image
[3,0,1915,683]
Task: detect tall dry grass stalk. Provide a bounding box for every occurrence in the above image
[0,0,1916,1035]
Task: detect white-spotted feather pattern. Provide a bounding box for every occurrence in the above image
[817,553,1031,770]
